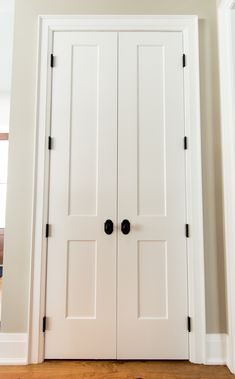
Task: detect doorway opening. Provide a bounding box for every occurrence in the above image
[29,16,205,364]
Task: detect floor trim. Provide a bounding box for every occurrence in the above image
[0,332,227,365]
[0,333,28,365]
[205,334,228,365]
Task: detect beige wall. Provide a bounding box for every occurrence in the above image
[1,0,226,334]
[232,11,235,107]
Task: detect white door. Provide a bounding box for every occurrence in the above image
[45,30,188,359]
[45,32,118,359]
[117,32,188,359]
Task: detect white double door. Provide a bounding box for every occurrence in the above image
[45,31,189,359]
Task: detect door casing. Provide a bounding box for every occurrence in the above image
[28,15,205,364]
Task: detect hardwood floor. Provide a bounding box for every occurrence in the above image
[0,361,233,379]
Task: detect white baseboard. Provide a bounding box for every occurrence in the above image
[0,332,229,366]
[205,334,228,365]
[0,333,28,365]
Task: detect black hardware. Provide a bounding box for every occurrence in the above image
[187,316,191,332]
[104,219,113,235]
[50,54,55,68]
[43,316,47,333]
[184,136,188,150]
[46,224,50,238]
[121,219,131,235]
[183,54,186,68]
[48,136,52,150]
[185,224,189,238]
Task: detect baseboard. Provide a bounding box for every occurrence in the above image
[0,332,228,366]
[205,334,228,365]
[0,333,28,365]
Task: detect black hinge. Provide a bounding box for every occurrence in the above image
[183,54,186,68]
[187,316,191,332]
[42,316,47,333]
[45,224,50,238]
[50,54,55,68]
[185,224,189,238]
[48,136,52,150]
[184,136,188,150]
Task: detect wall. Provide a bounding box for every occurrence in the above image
[1,0,226,334]
[0,10,14,92]
[231,11,235,109]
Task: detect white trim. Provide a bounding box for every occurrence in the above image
[29,15,205,364]
[0,333,28,365]
[218,0,235,374]
[205,334,228,365]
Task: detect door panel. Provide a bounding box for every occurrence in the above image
[117,32,188,359]
[138,240,168,319]
[45,32,118,359]
[137,45,166,216]
[69,45,99,216]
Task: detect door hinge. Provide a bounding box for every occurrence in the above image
[43,316,47,333]
[185,224,189,238]
[48,136,52,150]
[50,54,55,68]
[184,136,188,150]
[183,54,186,68]
[187,316,191,332]
[45,224,50,238]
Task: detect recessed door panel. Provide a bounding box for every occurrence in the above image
[137,45,166,217]
[66,241,97,319]
[138,240,168,319]
[69,46,99,216]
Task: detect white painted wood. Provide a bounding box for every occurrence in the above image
[28,16,54,364]
[0,333,28,365]
[36,15,202,32]
[182,17,206,365]
[218,0,235,374]
[117,32,188,359]
[138,241,168,319]
[0,332,227,366]
[45,32,118,359]
[29,16,205,364]
[205,334,228,365]
[46,30,189,360]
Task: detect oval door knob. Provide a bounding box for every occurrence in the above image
[121,219,131,235]
[104,219,114,235]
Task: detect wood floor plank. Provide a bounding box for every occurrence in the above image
[0,361,233,379]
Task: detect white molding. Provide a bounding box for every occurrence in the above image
[205,334,228,365]
[218,1,235,374]
[0,333,28,365]
[218,0,235,9]
[29,15,205,364]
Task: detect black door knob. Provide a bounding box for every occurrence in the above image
[104,219,113,235]
[121,219,131,235]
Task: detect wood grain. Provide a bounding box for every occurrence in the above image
[0,361,233,379]
[0,228,4,265]
[0,133,9,140]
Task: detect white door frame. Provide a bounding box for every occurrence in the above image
[28,15,205,364]
[218,1,235,374]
